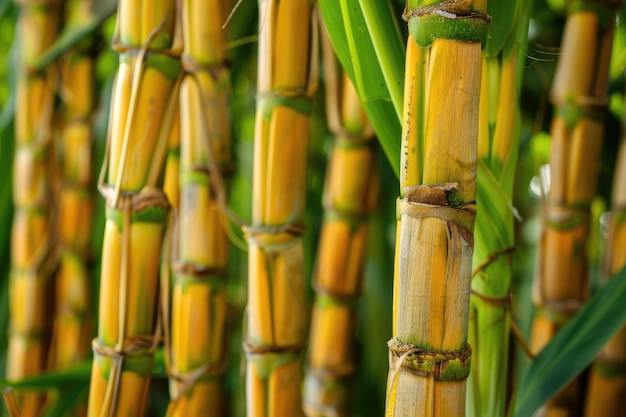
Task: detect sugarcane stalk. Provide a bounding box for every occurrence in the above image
[50,0,97,375]
[530,1,621,414]
[467,2,530,416]
[245,0,316,416]
[9,0,63,414]
[583,100,626,416]
[165,0,232,414]
[163,109,180,211]
[385,1,489,416]
[303,24,378,417]
[87,1,181,415]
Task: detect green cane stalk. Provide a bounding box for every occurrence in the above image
[467,1,531,416]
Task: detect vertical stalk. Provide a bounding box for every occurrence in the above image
[584,105,626,416]
[303,26,378,417]
[245,0,316,416]
[467,2,530,416]
[530,1,620,414]
[163,109,180,210]
[51,0,96,374]
[9,0,63,414]
[87,1,181,415]
[386,1,489,416]
[166,0,232,414]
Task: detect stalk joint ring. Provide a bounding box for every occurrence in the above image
[402,1,491,23]
[387,337,472,381]
[91,335,158,360]
[99,184,170,213]
[243,339,304,356]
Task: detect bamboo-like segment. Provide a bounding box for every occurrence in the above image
[467,2,528,416]
[87,1,181,415]
[9,1,63,414]
[166,0,232,414]
[385,1,488,415]
[50,0,96,375]
[583,111,626,416]
[245,1,316,416]
[530,1,620,414]
[303,37,378,416]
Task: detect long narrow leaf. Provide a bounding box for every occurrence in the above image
[319,0,402,177]
[358,0,404,120]
[513,265,626,417]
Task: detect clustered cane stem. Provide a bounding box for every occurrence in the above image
[9,1,63,414]
[245,1,317,416]
[87,1,181,415]
[530,1,621,413]
[386,1,488,416]
[303,24,378,417]
[165,0,233,414]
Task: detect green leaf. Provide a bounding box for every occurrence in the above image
[319,0,403,178]
[0,0,12,22]
[358,0,405,120]
[473,160,514,296]
[513,265,626,417]
[44,385,89,417]
[3,368,89,417]
[3,362,92,390]
[0,349,168,415]
[486,0,521,59]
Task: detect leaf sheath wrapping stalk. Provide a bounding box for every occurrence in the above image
[386,2,486,411]
[87,1,181,415]
[467,0,531,414]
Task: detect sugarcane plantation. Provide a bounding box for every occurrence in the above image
[2,0,626,416]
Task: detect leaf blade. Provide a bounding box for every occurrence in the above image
[319,0,402,178]
[513,265,626,417]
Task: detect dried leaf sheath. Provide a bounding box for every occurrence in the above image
[245,0,316,416]
[9,1,62,414]
[87,1,181,415]
[166,0,232,414]
[386,1,488,415]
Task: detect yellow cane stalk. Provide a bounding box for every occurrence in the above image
[87,1,181,415]
[584,109,626,416]
[303,28,378,416]
[245,0,316,416]
[385,1,489,416]
[50,0,96,375]
[9,1,62,414]
[163,110,180,210]
[530,1,620,414]
[166,0,232,414]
